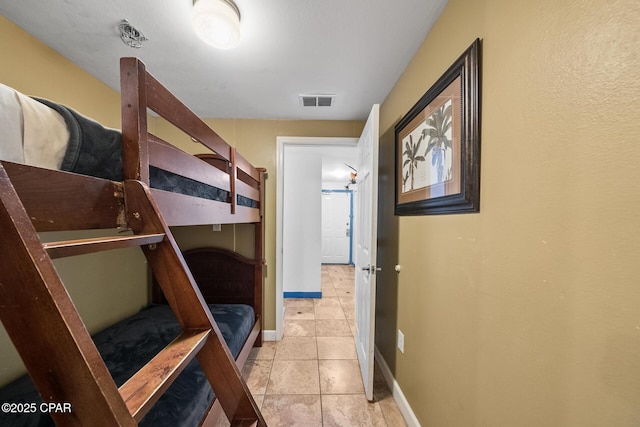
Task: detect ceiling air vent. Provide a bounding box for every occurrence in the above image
[299,94,336,107]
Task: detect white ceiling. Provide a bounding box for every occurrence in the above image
[0,0,447,121]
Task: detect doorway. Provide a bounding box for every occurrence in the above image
[276,137,358,340]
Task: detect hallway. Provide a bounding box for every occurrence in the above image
[239,264,407,426]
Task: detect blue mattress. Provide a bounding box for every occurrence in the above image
[0,303,255,427]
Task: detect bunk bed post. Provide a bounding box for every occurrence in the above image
[0,164,136,427]
[254,168,266,347]
[230,147,237,214]
[120,57,150,184]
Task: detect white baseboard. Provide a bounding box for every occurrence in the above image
[375,346,421,427]
[263,330,277,341]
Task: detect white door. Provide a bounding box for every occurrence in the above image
[354,104,379,401]
[321,191,351,264]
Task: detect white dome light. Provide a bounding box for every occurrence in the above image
[192,0,241,50]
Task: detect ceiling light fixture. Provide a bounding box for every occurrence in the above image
[192,0,241,50]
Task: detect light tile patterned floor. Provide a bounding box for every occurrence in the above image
[239,264,407,427]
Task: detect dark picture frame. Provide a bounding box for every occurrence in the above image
[395,38,481,216]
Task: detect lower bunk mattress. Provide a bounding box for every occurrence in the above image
[0,303,255,427]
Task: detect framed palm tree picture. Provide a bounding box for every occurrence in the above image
[395,38,481,215]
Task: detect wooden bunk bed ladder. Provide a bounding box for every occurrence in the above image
[0,163,134,426]
[123,180,265,426]
[0,162,265,426]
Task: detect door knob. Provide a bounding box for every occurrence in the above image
[361,265,382,274]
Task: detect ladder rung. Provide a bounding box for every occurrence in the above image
[119,329,211,421]
[43,233,165,258]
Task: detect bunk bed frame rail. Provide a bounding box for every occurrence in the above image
[120,57,264,227]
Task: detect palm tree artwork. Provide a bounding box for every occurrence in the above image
[423,99,453,184]
[401,98,453,193]
[402,133,426,191]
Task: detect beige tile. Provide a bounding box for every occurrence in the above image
[315,319,352,337]
[266,360,320,394]
[284,305,315,320]
[314,305,346,320]
[332,270,354,277]
[212,411,230,427]
[321,394,387,427]
[314,298,346,320]
[284,298,314,309]
[332,277,355,288]
[321,285,338,297]
[372,363,408,426]
[335,287,355,297]
[248,341,276,360]
[254,394,264,406]
[348,318,357,336]
[343,308,355,320]
[211,394,265,427]
[378,395,408,427]
[261,394,322,427]
[241,359,271,395]
[275,336,317,360]
[339,296,354,310]
[317,336,357,360]
[335,270,354,275]
[319,359,364,394]
[283,319,316,337]
[314,297,342,308]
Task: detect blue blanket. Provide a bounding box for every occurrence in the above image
[0,304,255,427]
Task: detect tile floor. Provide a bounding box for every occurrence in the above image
[237,264,407,427]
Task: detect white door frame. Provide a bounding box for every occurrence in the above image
[276,136,358,340]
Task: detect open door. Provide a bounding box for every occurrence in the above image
[354,104,379,401]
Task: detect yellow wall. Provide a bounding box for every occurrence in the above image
[0,18,121,127]
[377,0,640,425]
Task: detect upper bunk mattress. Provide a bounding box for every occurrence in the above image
[0,84,257,207]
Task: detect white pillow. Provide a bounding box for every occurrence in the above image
[17,91,69,170]
[0,83,25,164]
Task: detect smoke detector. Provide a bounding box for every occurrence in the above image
[299,94,336,107]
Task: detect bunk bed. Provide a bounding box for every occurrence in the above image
[0,58,267,426]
